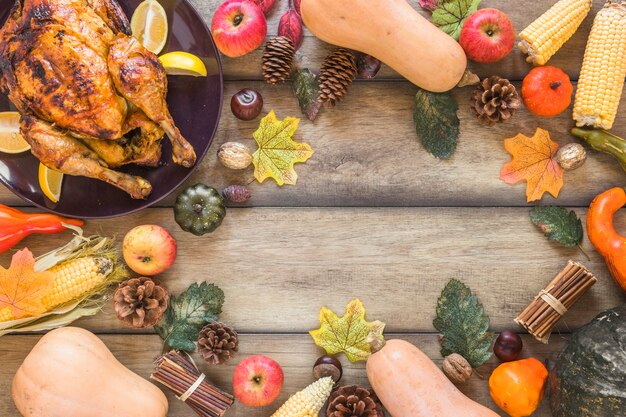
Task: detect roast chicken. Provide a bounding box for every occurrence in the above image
[0,0,197,199]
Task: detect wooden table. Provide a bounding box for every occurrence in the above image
[1,0,626,415]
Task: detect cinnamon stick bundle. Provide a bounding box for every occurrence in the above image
[151,351,234,417]
[515,261,597,344]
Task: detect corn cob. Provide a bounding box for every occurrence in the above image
[0,256,113,322]
[270,377,334,417]
[573,0,626,130]
[518,0,592,65]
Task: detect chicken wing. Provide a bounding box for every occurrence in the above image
[20,115,152,199]
[108,34,197,168]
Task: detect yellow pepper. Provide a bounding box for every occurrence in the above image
[489,358,548,417]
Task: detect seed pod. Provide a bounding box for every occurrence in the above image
[442,353,472,384]
[278,9,304,50]
[217,142,252,170]
[293,0,301,15]
[556,143,587,170]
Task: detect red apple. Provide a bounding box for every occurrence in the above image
[122,225,177,276]
[212,0,267,58]
[459,8,515,64]
[232,355,284,407]
[252,0,277,15]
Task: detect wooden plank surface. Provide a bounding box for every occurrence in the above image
[0,333,563,417]
[1,207,623,334]
[2,81,626,208]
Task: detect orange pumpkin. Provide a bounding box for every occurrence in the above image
[521,66,573,117]
[489,358,548,417]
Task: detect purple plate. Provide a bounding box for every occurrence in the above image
[0,0,223,218]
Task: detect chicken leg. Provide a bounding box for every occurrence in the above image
[20,115,152,199]
[107,34,197,168]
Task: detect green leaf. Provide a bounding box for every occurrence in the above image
[530,206,583,248]
[432,0,481,40]
[154,282,224,352]
[414,88,460,160]
[433,279,493,368]
[292,68,322,121]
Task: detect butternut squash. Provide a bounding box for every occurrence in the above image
[366,339,499,417]
[301,0,467,92]
[12,327,168,417]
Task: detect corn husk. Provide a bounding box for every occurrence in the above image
[0,228,128,336]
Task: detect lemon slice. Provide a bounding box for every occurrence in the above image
[131,0,168,54]
[158,51,207,77]
[38,163,64,203]
[0,112,29,154]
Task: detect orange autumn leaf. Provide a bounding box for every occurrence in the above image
[0,248,55,319]
[500,128,564,202]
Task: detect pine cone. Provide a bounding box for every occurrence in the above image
[470,76,521,126]
[113,277,169,328]
[262,36,295,85]
[327,385,385,417]
[319,49,357,107]
[197,322,239,365]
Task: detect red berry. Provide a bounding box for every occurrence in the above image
[493,330,523,362]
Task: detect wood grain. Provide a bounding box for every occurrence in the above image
[0,333,563,417]
[200,0,600,81]
[1,207,622,334]
[2,81,626,208]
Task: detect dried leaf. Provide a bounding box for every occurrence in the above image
[419,0,439,11]
[500,128,564,202]
[433,279,493,368]
[155,282,224,352]
[432,0,481,40]
[530,206,583,248]
[0,249,55,319]
[414,88,460,160]
[252,110,314,185]
[310,299,385,362]
[292,68,322,121]
[278,9,304,50]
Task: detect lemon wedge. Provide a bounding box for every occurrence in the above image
[131,0,168,54]
[38,163,64,203]
[0,112,29,154]
[158,51,208,77]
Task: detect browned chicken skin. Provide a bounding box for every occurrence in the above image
[0,0,197,198]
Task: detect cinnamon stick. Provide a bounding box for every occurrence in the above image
[515,261,596,343]
[151,351,234,417]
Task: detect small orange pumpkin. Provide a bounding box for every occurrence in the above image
[521,66,573,117]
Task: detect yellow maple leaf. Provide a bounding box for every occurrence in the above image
[500,128,564,202]
[309,299,385,362]
[0,249,55,319]
[252,111,314,186]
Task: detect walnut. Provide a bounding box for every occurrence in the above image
[556,143,587,171]
[442,353,472,384]
[217,142,252,170]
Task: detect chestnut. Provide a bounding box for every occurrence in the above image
[313,355,342,382]
[493,330,523,362]
[230,88,263,121]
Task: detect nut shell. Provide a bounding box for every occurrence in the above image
[218,142,252,170]
[556,143,587,171]
[442,353,472,384]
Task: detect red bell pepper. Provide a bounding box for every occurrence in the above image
[0,205,83,253]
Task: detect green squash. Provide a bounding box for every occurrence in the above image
[174,184,226,236]
[550,304,626,417]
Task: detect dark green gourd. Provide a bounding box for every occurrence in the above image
[174,184,226,236]
[550,304,626,417]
